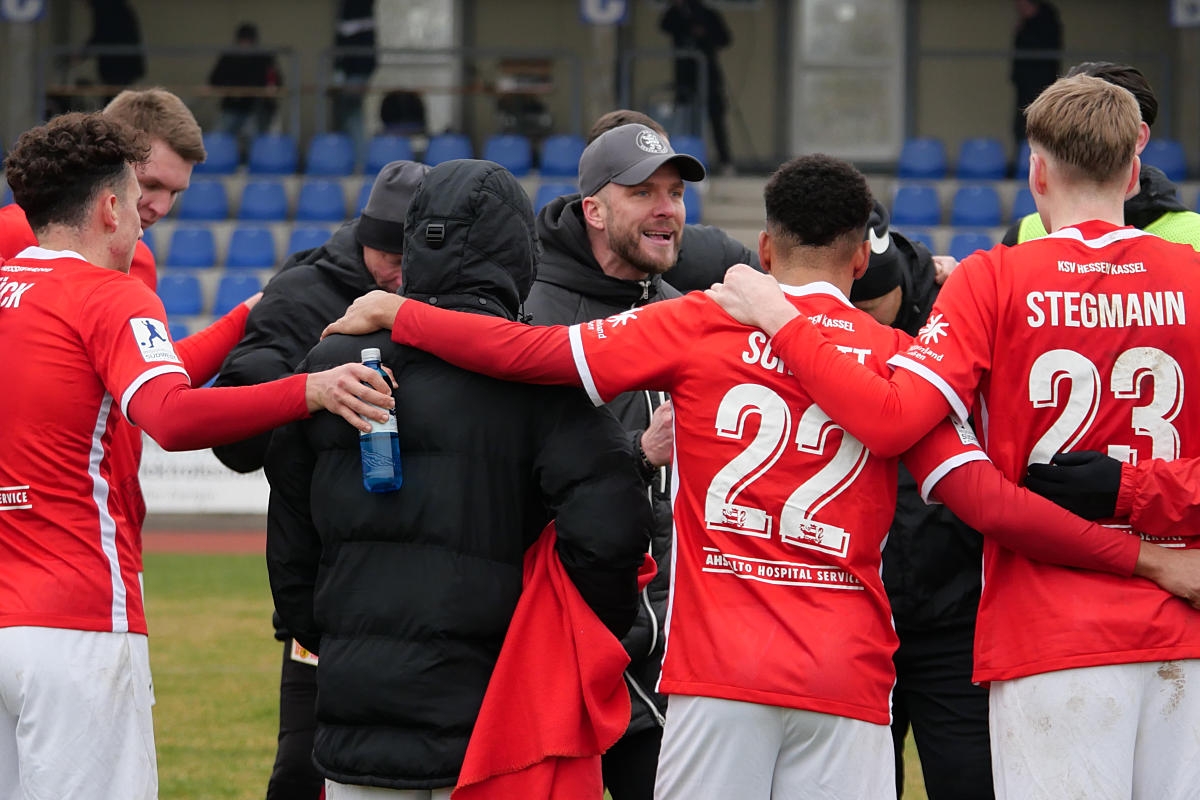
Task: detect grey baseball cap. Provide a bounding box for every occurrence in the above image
[577,124,706,198]
[356,160,430,253]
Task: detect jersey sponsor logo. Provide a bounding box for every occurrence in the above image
[1,265,52,273]
[0,276,35,308]
[701,546,863,589]
[605,309,639,327]
[130,317,179,363]
[949,415,979,447]
[807,312,857,333]
[0,485,32,511]
[1025,291,1186,329]
[917,313,949,345]
[1056,259,1147,275]
[635,130,668,154]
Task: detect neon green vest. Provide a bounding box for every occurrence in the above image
[1015,210,1200,251]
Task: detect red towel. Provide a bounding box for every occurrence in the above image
[453,523,656,800]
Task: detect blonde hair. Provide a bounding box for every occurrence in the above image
[1024,74,1139,185]
[104,87,207,164]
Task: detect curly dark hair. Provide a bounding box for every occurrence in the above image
[764,154,873,255]
[1065,62,1157,128]
[6,112,150,233]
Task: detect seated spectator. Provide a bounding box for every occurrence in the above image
[209,23,282,146]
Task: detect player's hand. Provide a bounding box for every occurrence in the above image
[1134,544,1200,610]
[322,290,406,339]
[705,264,797,335]
[304,363,394,433]
[640,400,675,468]
[1025,450,1121,520]
[241,291,264,311]
[932,256,959,285]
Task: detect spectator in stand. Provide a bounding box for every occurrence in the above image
[333,0,377,162]
[266,158,651,799]
[1010,0,1062,148]
[208,23,282,148]
[83,0,146,103]
[1003,61,1200,250]
[211,160,429,800]
[660,0,734,173]
[0,112,392,800]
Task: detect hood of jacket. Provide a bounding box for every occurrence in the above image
[535,193,679,306]
[892,231,940,338]
[1126,164,1188,229]
[400,159,537,320]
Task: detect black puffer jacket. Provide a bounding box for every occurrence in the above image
[527,194,680,736]
[212,219,377,474]
[265,160,652,790]
[879,233,984,629]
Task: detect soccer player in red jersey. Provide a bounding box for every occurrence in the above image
[708,76,1200,798]
[323,152,1200,798]
[0,113,393,800]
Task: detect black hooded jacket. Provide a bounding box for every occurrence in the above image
[265,160,651,790]
[526,194,680,735]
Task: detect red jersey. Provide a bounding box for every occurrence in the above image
[568,287,984,724]
[890,221,1200,681]
[0,203,156,288]
[0,248,187,635]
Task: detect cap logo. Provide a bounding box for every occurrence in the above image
[636,130,668,154]
[868,226,891,255]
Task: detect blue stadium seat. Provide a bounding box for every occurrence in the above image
[248,133,299,175]
[956,137,1007,180]
[364,134,416,175]
[534,181,576,212]
[225,225,277,268]
[195,132,240,175]
[683,184,702,224]
[482,134,533,176]
[671,134,708,169]
[1,183,10,207]
[898,137,948,179]
[213,273,263,316]
[305,132,356,176]
[950,185,1002,227]
[168,320,190,341]
[1014,139,1032,180]
[141,226,155,257]
[295,179,347,222]
[238,180,289,221]
[899,228,934,252]
[176,179,229,221]
[1195,189,1200,214]
[356,180,373,214]
[540,134,586,177]
[424,133,473,166]
[1011,187,1037,222]
[890,184,941,227]
[165,226,217,268]
[948,231,995,261]
[287,225,332,255]
[1141,138,1187,183]
[157,273,204,315]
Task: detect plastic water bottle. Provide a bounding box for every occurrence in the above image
[358,347,402,493]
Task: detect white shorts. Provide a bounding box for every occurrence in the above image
[0,626,157,800]
[326,781,452,800]
[990,660,1200,800]
[654,694,894,799]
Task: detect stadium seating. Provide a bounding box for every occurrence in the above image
[238,180,289,221]
[141,226,155,256]
[539,134,586,177]
[1011,187,1036,222]
[157,273,204,316]
[1141,138,1187,183]
[1014,140,1031,179]
[890,184,941,227]
[356,180,373,214]
[897,137,948,179]
[672,134,708,169]
[305,132,356,176]
[482,134,533,176]
[534,181,576,213]
[948,231,994,261]
[424,132,473,166]
[176,179,229,221]
[950,184,1002,227]
[213,273,263,316]
[287,225,332,255]
[165,226,217,268]
[225,225,277,269]
[364,134,416,175]
[956,137,1007,180]
[295,179,347,222]
[898,228,934,252]
[195,132,240,175]
[1,183,10,207]
[684,183,702,224]
[168,320,190,341]
[248,133,299,175]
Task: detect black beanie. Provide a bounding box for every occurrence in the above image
[851,199,903,302]
[356,160,429,253]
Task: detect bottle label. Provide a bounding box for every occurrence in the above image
[360,403,397,434]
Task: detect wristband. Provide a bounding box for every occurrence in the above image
[635,437,656,474]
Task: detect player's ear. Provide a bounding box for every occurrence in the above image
[99,190,121,233]
[580,194,606,231]
[851,240,871,280]
[758,230,773,274]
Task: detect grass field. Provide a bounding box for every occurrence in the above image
[144,550,929,799]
